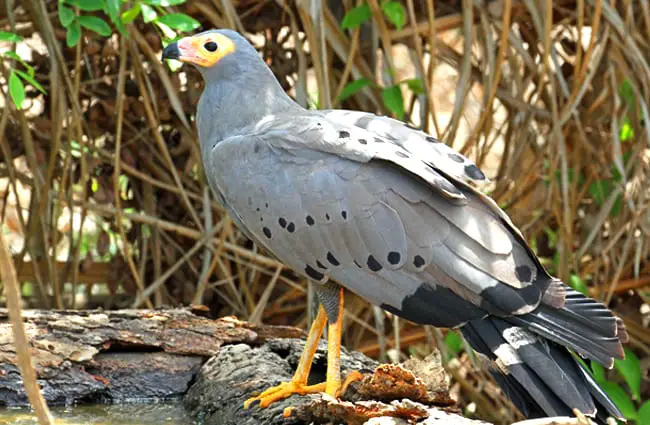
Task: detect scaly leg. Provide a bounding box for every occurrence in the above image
[244,305,328,408]
[324,286,344,396]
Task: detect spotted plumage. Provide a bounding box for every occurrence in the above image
[164,29,628,424]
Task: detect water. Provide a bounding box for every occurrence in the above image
[0,400,196,425]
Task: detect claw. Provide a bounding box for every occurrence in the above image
[244,381,326,409]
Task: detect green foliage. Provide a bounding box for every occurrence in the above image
[444,330,464,360]
[589,351,645,422]
[638,401,650,425]
[156,13,200,32]
[78,15,112,36]
[600,381,637,420]
[341,4,371,30]
[340,1,406,31]
[8,71,25,110]
[404,78,425,95]
[0,31,22,42]
[568,274,589,296]
[381,85,404,119]
[2,32,48,110]
[615,348,641,400]
[58,0,201,48]
[380,1,406,30]
[337,78,374,103]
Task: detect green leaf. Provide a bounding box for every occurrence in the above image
[381,0,406,30]
[599,381,637,420]
[591,360,606,383]
[0,31,22,42]
[589,179,611,205]
[341,4,371,30]
[8,71,25,110]
[3,51,33,76]
[66,20,81,47]
[105,0,120,22]
[614,348,641,400]
[619,117,634,142]
[14,70,47,94]
[337,78,373,102]
[78,15,112,36]
[121,3,141,24]
[444,330,463,357]
[141,4,157,23]
[143,0,186,5]
[638,400,650,425]
[156,13,200,32]
[65,0,105,12]
[381,85,404,119]
[568,274,589,296]
[59,5,75,27]
[404,78,425,95]
[618,79,635,108]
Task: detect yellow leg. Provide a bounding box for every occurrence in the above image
[244,305,328,409]
[325,287,344,396]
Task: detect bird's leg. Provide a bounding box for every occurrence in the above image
[324,285,344,396]
[243,304,328,409]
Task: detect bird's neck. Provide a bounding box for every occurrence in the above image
[196,67,300,153]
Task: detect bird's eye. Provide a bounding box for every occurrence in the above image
[204,41,218,52]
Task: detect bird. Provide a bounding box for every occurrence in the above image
[162,29,628,423]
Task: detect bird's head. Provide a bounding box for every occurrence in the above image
[162,29,260,78]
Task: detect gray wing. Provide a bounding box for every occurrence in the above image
[207,115,551,328]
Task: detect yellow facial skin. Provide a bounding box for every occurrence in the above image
[175,32,236,67]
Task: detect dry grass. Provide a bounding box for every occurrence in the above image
[1,0,650,423]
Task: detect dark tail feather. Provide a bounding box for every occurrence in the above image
[510,288,625,367]
[461,317,624,423]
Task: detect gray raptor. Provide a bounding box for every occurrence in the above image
[163,29,628,423]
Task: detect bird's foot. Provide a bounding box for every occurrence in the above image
[244,381,326,410]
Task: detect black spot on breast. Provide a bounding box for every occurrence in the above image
[325,213,330,221]
[256,208,260,212]
[374,137,384,143]
[265,203,269,208]
[358,138,368,145]
[254,144,260,153]
[306,215,315,226]
[305,265,324,281]
[425,136,439,143]
[367,255,382,272]
[287,222,295,233]
[341,211,348,220]
[448,153,465,163]
[396,151,409,158]
[339,131,350,139]
[262,227,272,239]
[316,261,327,269]
[413,255,425,268]
[387,251,401,265]
[515,265,533,283]
[464,164,486,180]
[278,217,287,228]
[327,252,340,266]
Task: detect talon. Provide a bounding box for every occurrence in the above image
[338,370,365,396]
[244,381,326,409]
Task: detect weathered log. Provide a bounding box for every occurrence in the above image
[0,308,303,406]
[184,338,487,425]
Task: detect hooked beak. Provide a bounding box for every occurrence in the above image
[162,41,181,61]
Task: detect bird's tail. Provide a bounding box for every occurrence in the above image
[460,288,627,424]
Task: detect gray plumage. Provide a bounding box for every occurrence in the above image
[188,29,627,423]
